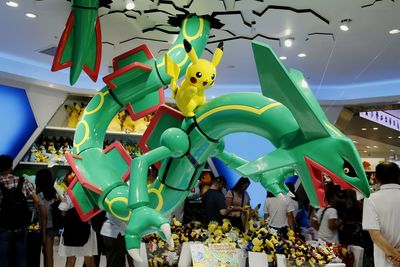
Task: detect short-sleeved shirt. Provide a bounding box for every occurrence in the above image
[0,173,35,203]
[203,188,227,224]
[316,207,339,243]
[264,196,294,228]
[362,184,400,267]
[100,212,126,238]
[38,192,56,229]
[287,197,299,218]
[225,190,250,217]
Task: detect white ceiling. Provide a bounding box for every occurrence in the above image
[0,0,399,92]
[0,0,400,159]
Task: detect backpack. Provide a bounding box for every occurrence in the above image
[62,208,90,246]
[0,176,30,230]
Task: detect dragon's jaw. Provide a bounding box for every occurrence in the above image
[305,156,354,207]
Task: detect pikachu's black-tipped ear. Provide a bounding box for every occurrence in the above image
[184,39,192,53]
[212,42,224,67]
[184,39,199,64]
[218,42,224,51]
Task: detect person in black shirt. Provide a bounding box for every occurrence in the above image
[202,176,232,224]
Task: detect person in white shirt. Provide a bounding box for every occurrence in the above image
[264,192,294,229]
[312,184,342,244]
[362,162,400,267]
[286,182,299,218]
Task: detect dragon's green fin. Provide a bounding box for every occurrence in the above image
[251,41,331,141]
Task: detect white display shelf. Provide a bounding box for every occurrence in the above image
[18,161,70,167]
[44,126,143,140]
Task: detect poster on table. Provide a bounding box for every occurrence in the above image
[190,243,239,267]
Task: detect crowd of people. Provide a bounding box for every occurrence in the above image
[0,155,133,267]
[202,164,400,267]
[1,153,400,267]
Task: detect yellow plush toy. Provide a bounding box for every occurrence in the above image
[251,237,264,252]
[122,110,135,133]
[122,112,150,133]
[65,103,84,128]
[165,39,223,117]
[207,221,219,233]
[133,117,149,133]
[221,219,232,233]
[108,110,125,132]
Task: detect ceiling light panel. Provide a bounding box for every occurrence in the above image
[389,29,400,35]
[340,19,351,31]
[25,12,37,18]
[284,38,293,47]
[6,1,18,7]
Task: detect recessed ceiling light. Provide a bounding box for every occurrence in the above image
[298,53,306,58]
[126,0,135,10]
[390,149,395,152]
[284,38,293,48]
[398,136,400,138]
[363,150,367,153]
[361,128,367,131]
[388,136,393,139]
[373,127,378,130]
[279,56,287,60]
[352,140,358,143]
[366,146,371,148]
[389,29,400,35]
[6,1,18,7]
[25,12,37,18]
[373,145,378,148]
[340,19,351,31]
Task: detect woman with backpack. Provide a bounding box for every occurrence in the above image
[57,171,97,267]
[35,168,62,267]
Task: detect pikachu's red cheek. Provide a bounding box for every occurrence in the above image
[190,77,197,84]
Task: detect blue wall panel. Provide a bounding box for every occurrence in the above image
[212,132,276,215]
[0,85,37,158]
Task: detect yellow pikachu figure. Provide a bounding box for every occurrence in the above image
[165,39,223,117]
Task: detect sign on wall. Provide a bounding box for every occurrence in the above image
[360,111,400,131]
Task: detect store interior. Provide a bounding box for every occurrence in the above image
[0,0,399,266]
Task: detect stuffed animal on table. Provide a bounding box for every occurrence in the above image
[165,39,223,117]
[251,236,264,252]
[221,219,232,233]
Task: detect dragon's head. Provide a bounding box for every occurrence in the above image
[295,135,370,207]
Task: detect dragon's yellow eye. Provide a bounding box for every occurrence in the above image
[344,167,349,174]
[196,72,202,78]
